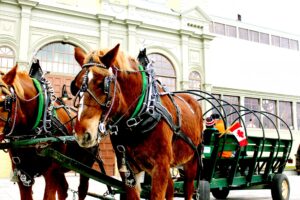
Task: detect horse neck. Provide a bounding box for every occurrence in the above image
[12,76,39,131]
[53,101,74,135]
[115,70,144,117]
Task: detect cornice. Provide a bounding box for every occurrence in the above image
[35,4,96,20]
[97,14,115,22]
[200,33,215,41]
[124,19,142,27]
[17,0,38,7]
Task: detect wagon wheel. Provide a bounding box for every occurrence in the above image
[211,187,229,199]
[271,174,290,200]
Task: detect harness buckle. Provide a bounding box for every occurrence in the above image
[98,122,106,134]
[45,119,52,129]
[126,117,141,127]
[105,100,112,108]
[109,125,118,135]
[12,156,21,165]
[35,127,42,135]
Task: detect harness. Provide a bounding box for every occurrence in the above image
[74,49,202,190]
[1,61,74,187]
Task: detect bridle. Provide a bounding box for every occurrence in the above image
[73,62,118,139]
[0,79,43,139]
[0,83,16,138]
[72,61,154,142]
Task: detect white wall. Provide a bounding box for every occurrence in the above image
[206,36,300,96]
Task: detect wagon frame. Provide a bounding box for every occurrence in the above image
[172,90,293,200]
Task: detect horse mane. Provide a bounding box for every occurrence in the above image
[84,48,139,71]
[12,71,27,99]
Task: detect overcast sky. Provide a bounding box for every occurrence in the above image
[206,0,300,36]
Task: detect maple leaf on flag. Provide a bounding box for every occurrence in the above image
[237,129,244,138]
[228,122,248,147]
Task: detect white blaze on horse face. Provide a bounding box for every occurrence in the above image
[88,70,94,83]
[78,71,94,122]
[77,94,84,121]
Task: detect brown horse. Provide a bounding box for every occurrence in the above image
[71,44,203,200]
[0,65,97,200]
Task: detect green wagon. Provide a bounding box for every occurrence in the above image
[172,90,293,200]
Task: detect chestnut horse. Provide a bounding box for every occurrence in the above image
[0,65,97,200]
[71,44,203,200]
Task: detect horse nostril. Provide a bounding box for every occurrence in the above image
[83,132,91,142]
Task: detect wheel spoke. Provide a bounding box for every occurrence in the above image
[281,180,288,198]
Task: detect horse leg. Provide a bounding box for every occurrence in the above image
[119,171,142,200]
[165,173,174,200]
[78,175,89,200]
[150,163,170,200]
[43,168,60,200]
[183,156,198,200]
[17,182,33,200]
[56,172,69,200]
[165,174,174,200]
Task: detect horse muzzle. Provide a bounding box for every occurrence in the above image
[74,131,98,148]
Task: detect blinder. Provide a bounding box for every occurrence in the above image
[70,80,78,96]
[103,75,114,94]
[0,84,15,113]
[4,94,16,112]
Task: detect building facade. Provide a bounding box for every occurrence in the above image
[0,0,299,177]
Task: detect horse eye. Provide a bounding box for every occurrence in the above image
[70,80,78,96]
[98,82,104,90]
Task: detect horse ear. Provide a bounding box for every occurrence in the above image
[74,47,86,67]
[3,64,18,85]
[101,43,120,68]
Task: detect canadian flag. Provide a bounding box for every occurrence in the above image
[228,122,248,147]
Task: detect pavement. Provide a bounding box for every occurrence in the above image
[0,171,299,200]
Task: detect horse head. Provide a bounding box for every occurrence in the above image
[0,69,13,140]
[0,64,53,138]
[72,44,122,147]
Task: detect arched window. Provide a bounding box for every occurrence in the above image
[34,42,82,102]
[148,53,176,91]
[0,46,15,72]
[35,42,81,75]
[188,71,201,89]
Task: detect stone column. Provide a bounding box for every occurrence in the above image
[98,18,110,48]
[200,34,214,84]
[17,0,38,70]
[98,14,115,48]
[179,32,189,90]
[127,23,137,56]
